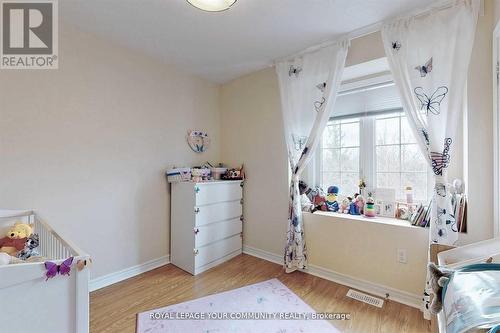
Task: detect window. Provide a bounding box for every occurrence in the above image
[317,82,431,203]
[321,118,360,196]
[375,113,428,202]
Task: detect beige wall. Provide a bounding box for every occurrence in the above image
[220,69,289,256]
[220,3,495,296]
[495,0,500,25]
[464,0,495,244]
[0,24,221,279]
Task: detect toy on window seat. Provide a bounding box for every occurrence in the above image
[0,222,33,256]
[298,181,314,212]
[310,187,328,212]
[348,195,360,215]
[354,194,365,215]
[364,196,376,217]
[340,197,351,214]
[325,186,339,212]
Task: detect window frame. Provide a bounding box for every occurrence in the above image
[313,109,433,204]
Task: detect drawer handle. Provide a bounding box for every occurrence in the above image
[193,249,199,255]
[240,182,244,188]
[194,186,200,194]
[194,228,200,235]
[240,198,244,205]
[194,207,200,214]
[240,215,244,222]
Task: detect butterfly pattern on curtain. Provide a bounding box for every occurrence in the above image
[277,42,349,273]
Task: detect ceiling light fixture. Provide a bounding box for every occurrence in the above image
[187,0,237,12]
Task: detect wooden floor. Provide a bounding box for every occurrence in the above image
[90,254,430,333]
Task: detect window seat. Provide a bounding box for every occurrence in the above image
[306,210,429,231]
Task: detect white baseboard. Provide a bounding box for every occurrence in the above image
[89,255,170,292]
[242,245,422,310]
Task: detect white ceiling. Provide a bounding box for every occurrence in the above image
[61,0,436,83]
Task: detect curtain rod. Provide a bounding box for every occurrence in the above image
[273,0,483,64]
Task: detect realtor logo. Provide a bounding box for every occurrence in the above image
[1,0,58,69]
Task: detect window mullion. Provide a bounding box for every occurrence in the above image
[361,116,376,190]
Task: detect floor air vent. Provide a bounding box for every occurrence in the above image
[346,289,384,308]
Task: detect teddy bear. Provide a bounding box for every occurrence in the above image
[0,222,33,256]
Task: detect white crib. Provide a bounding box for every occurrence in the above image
[0,209,90,333]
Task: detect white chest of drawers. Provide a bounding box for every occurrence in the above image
[170,180,243,275]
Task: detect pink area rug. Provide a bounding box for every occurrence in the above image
[137,278,340,333]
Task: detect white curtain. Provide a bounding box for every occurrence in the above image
[381,0,479,246]
[381,0,479,316]
[276,41,349,272]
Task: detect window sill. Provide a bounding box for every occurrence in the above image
[304,210,429,231]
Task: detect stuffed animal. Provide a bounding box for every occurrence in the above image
[427,262,454,314]
[340,197,351,214]
[348,200,360,215]
[222,165,245,180]
[298,181,314,212]
[300,194,314,212]
[17,233,40,260]
[325,186,339,212]
[310,187,328,212]
[355,194,365,215]
[0,222,33,256]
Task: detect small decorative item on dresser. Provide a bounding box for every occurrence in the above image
[167,167,192,183]
[211,163,228,180]
[191,167,211,182]
[222,164,245,180]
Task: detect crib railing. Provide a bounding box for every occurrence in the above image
[0,209,85,261]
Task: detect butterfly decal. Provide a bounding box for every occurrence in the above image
[289,65,302,77]
[430,138,452,176]
[437,227,447,238]
[391,41,401,51]
[437,207,457,232]
[314,97,325,112]
[414,86,448,115]
[316,82,326,92]
[415,57,433,77]
[45,257,74,281]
